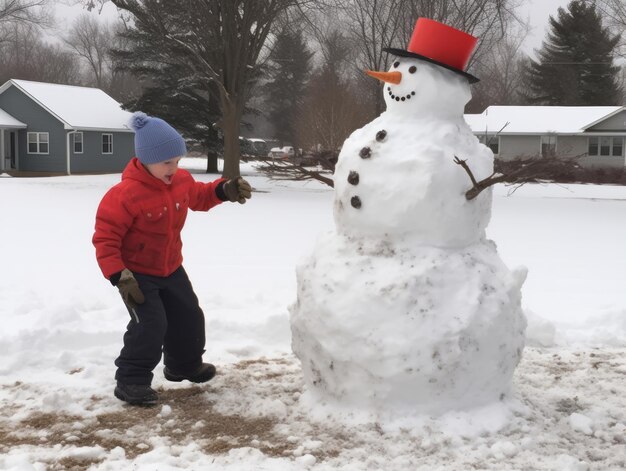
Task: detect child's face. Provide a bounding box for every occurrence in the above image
[145,157,182,185]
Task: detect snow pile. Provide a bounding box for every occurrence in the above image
[292,59,526,415]
[0,162,625,469]
[292,234,526,414]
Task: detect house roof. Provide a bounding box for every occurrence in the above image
[0,79,133,132]
[464,106,625,135]
[0,107,26,129]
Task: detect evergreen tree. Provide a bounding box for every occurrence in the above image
[106,0,305,178]
[264,30,313,152]
[524,0,622,105]
[127,72,223,170]
[111,13,223,172]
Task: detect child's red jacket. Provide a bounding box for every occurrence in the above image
[93,158,225,279]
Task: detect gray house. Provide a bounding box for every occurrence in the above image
[465,106,626,169]
[0,79,134,174]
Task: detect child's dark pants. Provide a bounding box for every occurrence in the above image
[115,266,205,385]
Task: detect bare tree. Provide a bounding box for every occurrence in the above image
[36,43,82,84]
[467,24,530,112]
[0,21,37,82]
[77,0,318,179]
[337,0,523,116]
[64,13,113,88]
[336,0,404,116]
[0,22,81,84]
[255,28,368,187]
[398,0,523,55]
[0,0,47,25]
[295,30,370,153]
[598,0,626,102]
[597,0,626,58]
[0,0,50,48]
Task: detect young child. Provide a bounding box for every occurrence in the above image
[93,112,251,406]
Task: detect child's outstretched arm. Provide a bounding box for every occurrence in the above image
[92,187,135,281]
[187,174,252,211]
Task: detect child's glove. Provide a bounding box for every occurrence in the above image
[117,269,145,308]
[223,177,252,204]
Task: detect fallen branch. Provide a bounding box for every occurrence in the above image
[255,157,335,187]
[255,151,338,188]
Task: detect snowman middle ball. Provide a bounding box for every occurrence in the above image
[333,115,494,247]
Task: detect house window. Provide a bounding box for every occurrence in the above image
[102,133,113,154]
[73,132,83,154]
[478,134,499,155]
[27,132,49,154]
[600,137,611,156]
[613,138,623,157]
[588,137,624,157]
[589,137,599,155]
[541,135,556,157]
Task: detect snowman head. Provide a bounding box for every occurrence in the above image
[368,18,478,119]
[368,59,471,119]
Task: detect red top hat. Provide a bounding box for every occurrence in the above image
[384,18,479,83]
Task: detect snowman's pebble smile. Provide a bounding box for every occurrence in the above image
[388,86,416,102]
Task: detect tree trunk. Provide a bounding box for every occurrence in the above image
[221,100,242,178]
[205,149,219,173]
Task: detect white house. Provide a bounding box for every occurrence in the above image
[465,106,626,169]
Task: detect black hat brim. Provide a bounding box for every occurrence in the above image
[384,47,480,84]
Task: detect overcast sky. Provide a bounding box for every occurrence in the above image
[53,0,571,57]
[517,0,571,55]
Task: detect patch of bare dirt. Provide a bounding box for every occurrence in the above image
[0,358,302,468]
[3,351,626,470]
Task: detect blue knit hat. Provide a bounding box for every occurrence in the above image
[129,112,187,164]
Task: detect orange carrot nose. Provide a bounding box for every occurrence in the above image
[366,70,402,84]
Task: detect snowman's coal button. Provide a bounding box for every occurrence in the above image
[359,147,372,159]
[376,130,387,142]
[351,196,362,209]
[348,171,359,185]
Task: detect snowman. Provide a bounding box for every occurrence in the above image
[290,18,527,416]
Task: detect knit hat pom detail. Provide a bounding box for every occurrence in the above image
[131,113,187,164]
[130,111,149,131]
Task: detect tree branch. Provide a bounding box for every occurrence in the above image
[455,153,586,200]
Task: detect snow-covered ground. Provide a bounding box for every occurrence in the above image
[1,158,625,470]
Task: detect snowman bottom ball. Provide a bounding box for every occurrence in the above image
[290,232,527,415]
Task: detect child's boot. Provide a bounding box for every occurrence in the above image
[164,363,216,383]
[114,382,159,406]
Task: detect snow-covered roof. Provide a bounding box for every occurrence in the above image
[464,106,624,135]
[0,79,133,132]
[0,107,26,129]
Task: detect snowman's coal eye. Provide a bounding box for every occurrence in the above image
[393,61,400,68]
[409,66,417,74]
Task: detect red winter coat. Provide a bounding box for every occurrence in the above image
[93,158,225,279]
